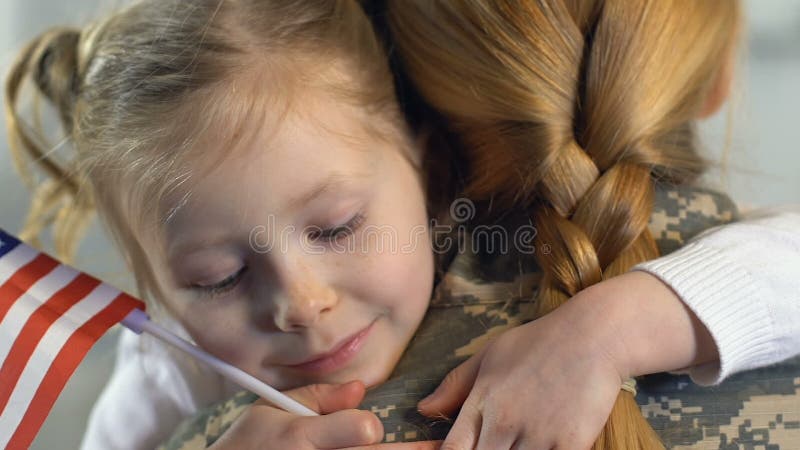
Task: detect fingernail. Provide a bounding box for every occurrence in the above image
[418,390,438,408]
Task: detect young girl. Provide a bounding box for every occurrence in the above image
[4,0,799,449]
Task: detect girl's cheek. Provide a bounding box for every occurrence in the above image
[196,327,253,367]
[183,306,254,365]
[362,249,432,312]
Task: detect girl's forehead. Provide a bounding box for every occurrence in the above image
[148,58,406,241]
[192,69,384,170]
[159,85,384,228]
[205,87,380,178]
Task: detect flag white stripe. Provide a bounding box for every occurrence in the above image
[0,282,121,446]
[0,264,80,364]
[0,244,39,286]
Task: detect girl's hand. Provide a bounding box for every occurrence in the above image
[417,270,719,450]
[210,380,441,450]
[416,311,623,450]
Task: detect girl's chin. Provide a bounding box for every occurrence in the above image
[262,336,405,391]
[267,363,394,392]
[316,365,388,388]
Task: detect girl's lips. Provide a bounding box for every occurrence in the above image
[286,320,375,375]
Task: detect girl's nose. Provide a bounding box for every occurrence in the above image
[272,262,339,332]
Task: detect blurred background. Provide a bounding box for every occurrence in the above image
[0,0,798,449]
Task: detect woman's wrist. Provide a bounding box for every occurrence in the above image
[557,271,720,381]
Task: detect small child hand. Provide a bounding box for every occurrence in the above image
[416,301,626,450]
[417,269,719,449]
[208,380,379,449]
[210,380,441,450]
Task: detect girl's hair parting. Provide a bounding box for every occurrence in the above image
[385,0,741,449]
[4,0,407,315]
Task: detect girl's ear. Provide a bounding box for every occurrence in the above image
[407,123,432,167]
[697,46,736,119]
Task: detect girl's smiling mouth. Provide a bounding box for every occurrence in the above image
[284,319,376,375]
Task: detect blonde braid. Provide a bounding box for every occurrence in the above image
[387,0,741,448]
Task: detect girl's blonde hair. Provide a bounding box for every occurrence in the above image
[386,0,741,448]
[5,0,402,316]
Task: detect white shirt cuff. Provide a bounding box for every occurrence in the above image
[632,242,776,386]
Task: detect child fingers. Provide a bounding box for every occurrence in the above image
[417,347,486,418]
[475,417,519,450]
[318,380,368,413]
[439,400,483,450]
[261,380,367,414]
[295,408,384,449]
[348,440,443,450]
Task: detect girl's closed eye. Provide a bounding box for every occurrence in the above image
[308,211,366,243]
[193,266,248,298]
[190,212,366,299]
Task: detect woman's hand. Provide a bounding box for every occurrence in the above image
[417,271,716,450]
[210,380,441,450]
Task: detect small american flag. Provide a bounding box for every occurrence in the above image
[0,228,144,450]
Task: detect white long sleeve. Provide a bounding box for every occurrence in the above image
[80,318,241,450]
[632,208,800,386]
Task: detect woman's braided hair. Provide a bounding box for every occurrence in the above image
[386,0,741,448]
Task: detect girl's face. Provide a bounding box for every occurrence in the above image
[142,87,435,390]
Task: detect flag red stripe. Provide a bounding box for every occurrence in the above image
[0,254,58,324]
[0,273,100,413]
[4,293,144,450]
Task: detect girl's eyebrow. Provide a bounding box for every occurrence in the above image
[167,232,237,265]
[283,171,366,212]
[167,171,369,260]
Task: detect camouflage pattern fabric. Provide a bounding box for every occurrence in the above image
[160,185,800,450]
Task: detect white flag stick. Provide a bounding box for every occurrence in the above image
[121,308,317,416]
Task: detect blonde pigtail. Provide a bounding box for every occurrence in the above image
[4,27,94,263]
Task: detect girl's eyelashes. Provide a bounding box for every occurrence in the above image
[188,211,365,298]
[307,211,366,243]
[193,266,247,298]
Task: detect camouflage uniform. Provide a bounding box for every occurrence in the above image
[159,186,800,450]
